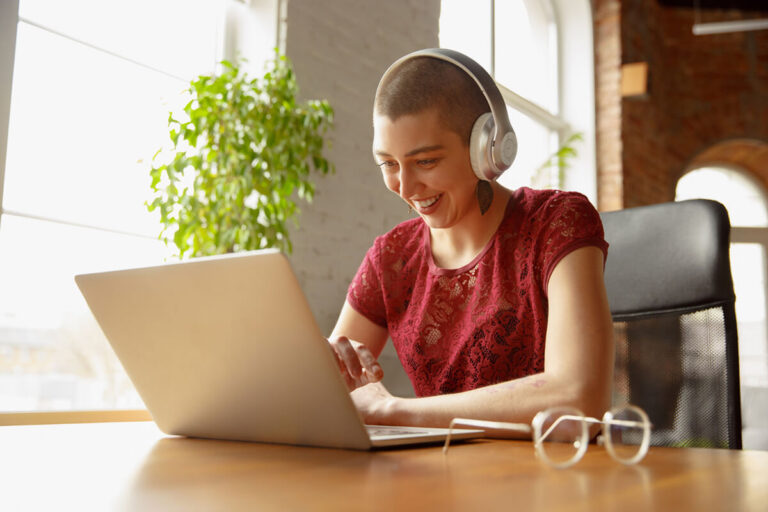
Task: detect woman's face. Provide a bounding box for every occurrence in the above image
[372,108,478,230]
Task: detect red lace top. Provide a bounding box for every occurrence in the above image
[347,187,608,397]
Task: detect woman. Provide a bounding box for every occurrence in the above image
[329,49,614,431]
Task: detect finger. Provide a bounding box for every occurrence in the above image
[330,336,364,381]
[342,369,357,390]
[330,345,359,390]
[355,345,384,383]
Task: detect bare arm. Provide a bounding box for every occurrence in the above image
[328,301,389,389]
[353,246,614,430]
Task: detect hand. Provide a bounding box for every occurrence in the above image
[328,335,384,390]
[351,382,398,424]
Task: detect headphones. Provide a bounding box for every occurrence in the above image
[376,48,517,182]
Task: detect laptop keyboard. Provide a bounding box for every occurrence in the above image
[366,426,431,437]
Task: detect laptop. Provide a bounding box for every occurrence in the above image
[75,249,483,450]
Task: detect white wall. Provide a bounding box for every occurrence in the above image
[284,0,440,330]
[283,0,441,395]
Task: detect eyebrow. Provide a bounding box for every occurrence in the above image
[373,144,445,158]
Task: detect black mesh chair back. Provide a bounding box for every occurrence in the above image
[601,199,742,449]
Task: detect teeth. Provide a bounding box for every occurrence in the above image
[414,195,440,209]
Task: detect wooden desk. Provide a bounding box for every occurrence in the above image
[2,421,767,511]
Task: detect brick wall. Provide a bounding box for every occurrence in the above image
[594,0,624,211]
[596,0,768,209]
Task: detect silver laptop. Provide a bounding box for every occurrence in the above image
[75,250,482,449]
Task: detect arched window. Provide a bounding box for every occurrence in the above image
[676,165,768,449]
[439,0,596,200]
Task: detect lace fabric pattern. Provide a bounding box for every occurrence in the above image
[347,187,608,397]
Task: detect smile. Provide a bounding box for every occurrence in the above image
[413,195,441,210]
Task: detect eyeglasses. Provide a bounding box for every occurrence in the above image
[443,404,651,469]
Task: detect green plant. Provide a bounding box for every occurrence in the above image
[147,52,334,257]
[532,132,583,190]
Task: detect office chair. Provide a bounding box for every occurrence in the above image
[600,199,742,449]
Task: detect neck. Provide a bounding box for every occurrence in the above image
[429,182,511,269]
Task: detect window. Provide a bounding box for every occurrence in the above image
[439,0,597,199]
[0,0,228,413]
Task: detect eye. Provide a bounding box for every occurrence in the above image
[417,158,439,169]
[377,160,398,171]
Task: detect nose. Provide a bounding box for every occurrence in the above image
[397,163,418,199]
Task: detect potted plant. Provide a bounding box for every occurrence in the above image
[147,52,334,257]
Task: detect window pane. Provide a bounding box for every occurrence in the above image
[731,243,768,387]
[3,22,188,237]
[19,0,220,80]
[439,0,492,72]
[676,166,768,227]
[732,244,766,324]
[0,215,172,411]
[494,0,557,113]
[498,108,555,190]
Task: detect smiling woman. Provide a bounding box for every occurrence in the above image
[327,49,613,432]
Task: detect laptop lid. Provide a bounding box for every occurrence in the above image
[75,250,481,450]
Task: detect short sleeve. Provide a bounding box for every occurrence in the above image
[538,192,609,289]
[346,243,388,327]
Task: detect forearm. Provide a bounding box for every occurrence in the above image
[365,370,608,431]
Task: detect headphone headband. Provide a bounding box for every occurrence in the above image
[376,48,517,180]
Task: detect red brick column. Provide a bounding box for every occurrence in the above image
[593,0,624,212]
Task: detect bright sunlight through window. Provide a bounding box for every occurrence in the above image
[0,0,222,412]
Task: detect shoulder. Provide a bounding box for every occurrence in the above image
[511,187,596,219]
[504,187,607,280]
[507,187,601,232]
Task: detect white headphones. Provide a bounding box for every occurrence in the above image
[377,48,517,181]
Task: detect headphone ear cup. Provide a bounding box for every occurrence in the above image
[469,113,494,181]
[499,130,518,169]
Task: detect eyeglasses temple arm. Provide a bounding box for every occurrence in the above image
[443,418,532,454]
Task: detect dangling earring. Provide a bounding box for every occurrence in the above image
[476,179,493,215]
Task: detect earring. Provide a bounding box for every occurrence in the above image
[476,180,493,215]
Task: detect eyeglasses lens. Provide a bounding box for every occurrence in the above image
[537,409,585,467]
[607,406,647,463]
